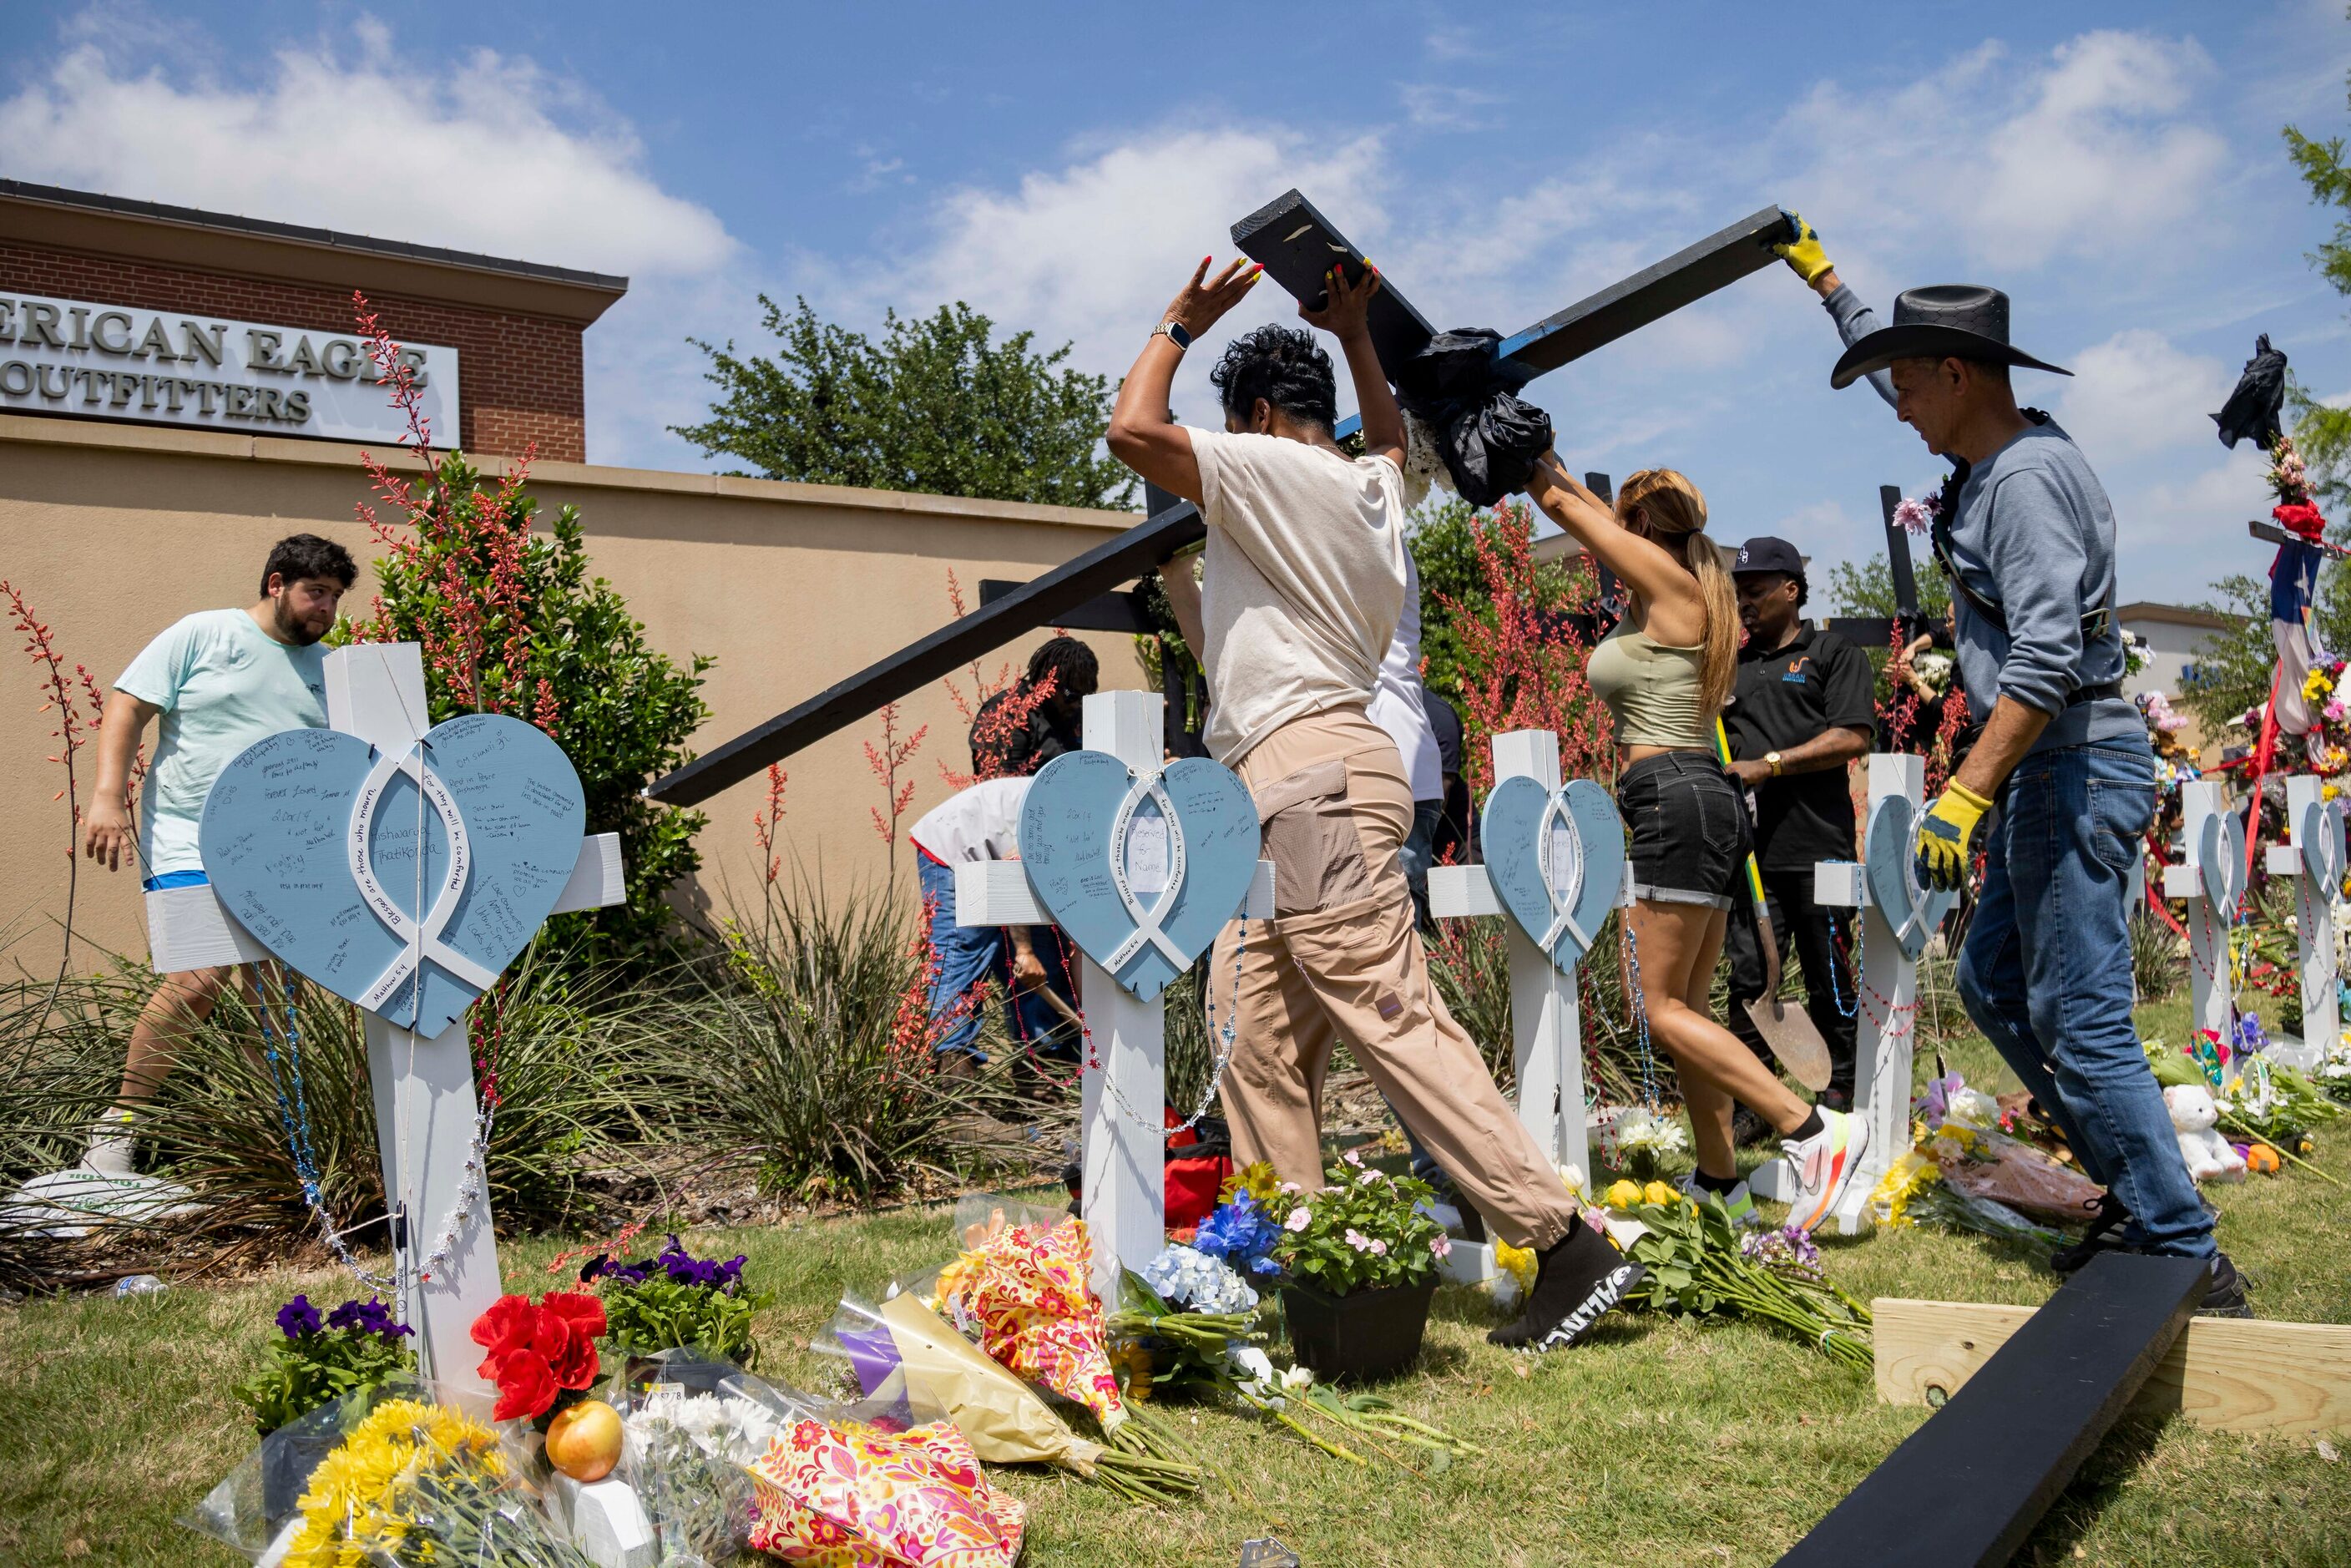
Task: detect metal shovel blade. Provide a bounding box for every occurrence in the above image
[1742,994,1833,1092]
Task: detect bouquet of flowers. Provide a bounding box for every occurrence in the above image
[1599,1185,1873,1369]
[1595,1105,1689,1182]
[234,1292,415,1436]
[472,1289,609,1424]
[584,1235,771,1369]
[604,1355,783,1565]
[1261,1150,1450,1297]
[745,1414,1025,1566]
[931,1213,1127,1433]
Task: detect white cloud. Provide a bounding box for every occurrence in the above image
[0,32,734,278]
[2056,329,2232,462]
[1398,83,1504,132]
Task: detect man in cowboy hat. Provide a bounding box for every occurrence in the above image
[1773,219,2247,1314]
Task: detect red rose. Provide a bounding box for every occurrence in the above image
[487,1350,559,1422]
[472,1294,537,1358]
[545,1319,600,1391]
[542,1290,608,1343]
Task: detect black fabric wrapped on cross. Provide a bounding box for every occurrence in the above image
[1390,327,1555,508]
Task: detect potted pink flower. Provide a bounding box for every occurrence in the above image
[1265,1151,1452,1381]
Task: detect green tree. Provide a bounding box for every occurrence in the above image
[1827,550,1951,629]
[674,296,1134,508]
[1407,498,1488,703]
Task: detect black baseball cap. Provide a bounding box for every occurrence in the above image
[1732,537,1806,580]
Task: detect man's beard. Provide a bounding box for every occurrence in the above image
[273,597,328,645]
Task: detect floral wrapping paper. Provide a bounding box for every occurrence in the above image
[935,1217,1124,1431]
[746,1418,1025,1567]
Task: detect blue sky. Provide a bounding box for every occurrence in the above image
[8,1,2351,604]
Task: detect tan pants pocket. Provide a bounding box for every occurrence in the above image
[1253,758,1373,918]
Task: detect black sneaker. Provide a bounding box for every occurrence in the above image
[2050,1191,2130,1275]
[1487,1221,1644,1352]
[1731,1105,1775,1148]
[2197,1251,2252,1318]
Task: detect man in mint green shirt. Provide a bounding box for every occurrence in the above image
[77,534,357,1175]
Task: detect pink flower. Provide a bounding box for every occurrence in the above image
[1285,1207,1312,1233]
[2328,700,2347,724]
[1344,1228,1371,1252]
[1368,1238,1388,1257]
[1429,1234,1453,1260]
[1341,1148,1365,1169]
[1890,496,1937,538]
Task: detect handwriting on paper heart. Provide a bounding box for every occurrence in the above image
[1482,777,1625,974]
[1018,752,1260,1002]
[199,713,586,1039]
[1866,797,1957,962]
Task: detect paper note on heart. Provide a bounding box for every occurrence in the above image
[1866,797,1957,961]
[2302,800,2346,892]
[199,714,588,1038]
[2198,811,2246,920]
[1482,776,1625,974]
[1018,751,1261,1001]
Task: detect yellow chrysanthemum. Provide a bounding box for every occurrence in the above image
[1605,1180,1643,1210]
[1493,1237,1538,1292]
[286,1399,503,1568]
[1868,1150,1938,1230]
[2307,668,2335,701]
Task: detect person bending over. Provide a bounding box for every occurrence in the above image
[76,534,356,1176]
[1523,465,1871,1232]
[1114,257,1638,1352]
[970,635,1100,778]
[1777,216,2243,1313]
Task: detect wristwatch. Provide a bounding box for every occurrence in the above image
[1151,320,1194,351]
[1765,751,1785,777]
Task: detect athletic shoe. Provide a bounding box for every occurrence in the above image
[84,1110,135,1177]
[2196,1251,2252,1318]
[1779,1107,1868,1233]
[1677,1171,1764,1231]
[2049,1191,2131,1275]
[1487,1220,1645,1352]
[1730,1105,1776,1148]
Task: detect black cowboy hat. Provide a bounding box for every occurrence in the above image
[1830,285,2071,390]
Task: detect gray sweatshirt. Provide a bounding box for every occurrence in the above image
[1823,286,2141,758]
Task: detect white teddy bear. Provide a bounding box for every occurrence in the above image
[2165,1084,2247,1183]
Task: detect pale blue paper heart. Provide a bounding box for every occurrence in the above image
[1481,776,1625,974]
[1867,796,1958,961]
[198,713,587,1037]
[2198,811,2245,920]
[2303,799,2347,889]
[1018,751,1261,1001]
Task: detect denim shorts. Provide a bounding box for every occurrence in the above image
[1618,751,1748,910]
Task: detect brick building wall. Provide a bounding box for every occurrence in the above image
[0,241,587,461]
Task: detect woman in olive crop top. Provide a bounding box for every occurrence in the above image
[1524,457,1868,1232]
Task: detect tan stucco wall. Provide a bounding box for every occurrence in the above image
[0,412,1145,968]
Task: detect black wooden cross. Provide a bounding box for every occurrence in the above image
[647,196,1798,805]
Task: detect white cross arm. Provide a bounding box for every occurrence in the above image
[1426,863,1636,919]
[2268,844,2303,877]
[1815,862,1864,908]
[2161,865,2202,898]
[954,857,1277,927]
[144,832,625,974]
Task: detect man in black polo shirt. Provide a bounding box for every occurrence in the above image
[1722,537,1877,1120]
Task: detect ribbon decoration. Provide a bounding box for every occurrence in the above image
[1101,764,1191,975]
[1534,791,1594,958]
[347,741,503,1014]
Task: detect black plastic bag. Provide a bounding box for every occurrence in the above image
[1391,329,1554,508]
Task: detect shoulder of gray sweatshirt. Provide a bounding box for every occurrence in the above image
[1821,285,2141,759]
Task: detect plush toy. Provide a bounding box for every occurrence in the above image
[2243,1143,2283,1176]
[2166,1085,2247,1183]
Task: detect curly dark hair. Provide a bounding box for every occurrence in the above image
[260,533,358,593]
[1209,325,1337,433]
[1027,635,1099,701]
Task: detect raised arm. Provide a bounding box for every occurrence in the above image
[1299,264,1405,468]
[1105,256,1265,503]
[1524,452,1706,642]
[1772,214,1897,410]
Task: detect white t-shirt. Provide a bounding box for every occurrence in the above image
[1188,427,1408,765]
[1365,551,1443,803]
[114,609,331,878]
[909,776,1032,864]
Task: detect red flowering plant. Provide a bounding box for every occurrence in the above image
[471,1288,608,1425]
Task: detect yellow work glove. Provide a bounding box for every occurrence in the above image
[1915,780,1994,893]
[1773,213,1834,286]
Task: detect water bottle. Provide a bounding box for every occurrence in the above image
[113,1274,165,1297]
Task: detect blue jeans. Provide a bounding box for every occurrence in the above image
[916,852,1077,1060]
[1955,737,2213,1257]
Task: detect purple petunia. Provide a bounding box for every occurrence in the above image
[587,1237,747,1294]
[276,1293,323,1338]
[325,1297,414,1340]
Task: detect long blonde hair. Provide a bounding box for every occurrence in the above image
[1617,468,1737,713]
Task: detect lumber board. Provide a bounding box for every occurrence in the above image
[1496,205,1796,374]
[1229,188,1439,382]
[977,579,1151,635]
[1876,1297,2351,1436]
[643,498,1201,804]
[1777,1251,2204,1568]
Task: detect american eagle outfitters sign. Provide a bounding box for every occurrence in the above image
[0,291,460,444]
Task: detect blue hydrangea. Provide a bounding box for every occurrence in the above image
[1144,1244,1258,1314]
[1192,1194,1282,1278]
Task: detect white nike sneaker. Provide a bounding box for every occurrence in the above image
[85,1110,135,1177]
[1780,1108,1868,1233]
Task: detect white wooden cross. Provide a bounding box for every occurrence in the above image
[2263,774,2343,1072]
[145,643,625,1393]
[952,689,1272,1297]
[2160,778,2242,1050]
[1751,752,1924,1234]
[1424,730,1611,1186]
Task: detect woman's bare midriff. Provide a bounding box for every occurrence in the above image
[1619,742,1713,767]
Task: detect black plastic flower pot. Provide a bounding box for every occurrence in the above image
[1279,1275,1437,1383]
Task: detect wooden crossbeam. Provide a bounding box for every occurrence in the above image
[1876,1297,2351,1437]
[977,579,1151,634]
[1228,188,1440,381]
[1777,1252,2206,1568]
[2251,518,2351,559]
[1494,206,1796,374]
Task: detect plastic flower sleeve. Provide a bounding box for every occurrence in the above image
[180,1376,440,1563]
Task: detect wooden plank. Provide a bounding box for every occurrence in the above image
[643,498,1203,803]
[1876,1297,2351,1436]
[1777,1251,2205,1568]
[2252,518,2351,559]
[1496,206,1796,374]
[1228,188,1440,382]
[977,579,1151,634]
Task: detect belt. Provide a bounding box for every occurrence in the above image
[2065,682,2123,707]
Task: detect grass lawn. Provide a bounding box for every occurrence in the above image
[3,999,2347,1567]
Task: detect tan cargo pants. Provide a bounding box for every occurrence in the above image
[1211,706,1580,1252]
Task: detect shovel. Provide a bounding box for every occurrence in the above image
[1714,720,1833,1092]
